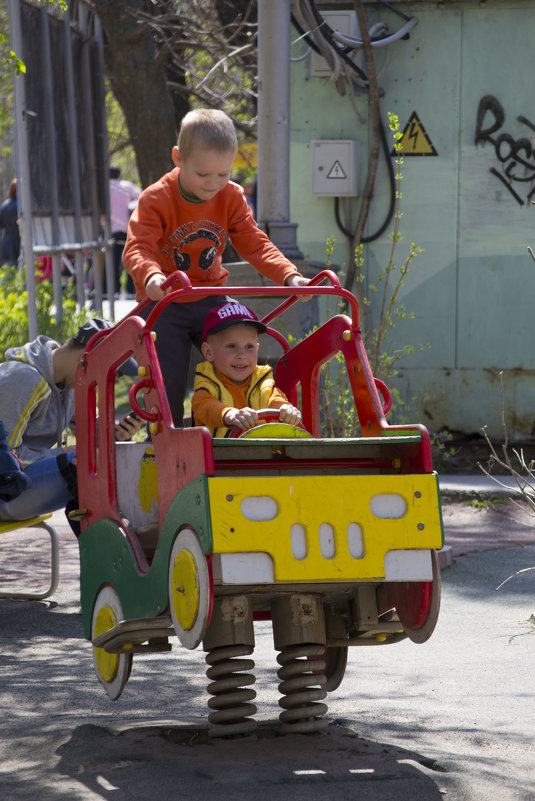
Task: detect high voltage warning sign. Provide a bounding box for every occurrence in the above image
[327,160,347,179]
[392,111,438,156]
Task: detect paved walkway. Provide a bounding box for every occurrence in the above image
[438,473,527,496]
[2,474,535,599]
[1,478,534,801]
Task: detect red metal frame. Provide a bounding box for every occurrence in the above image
[74,269,434,555]
[75,313,214,564]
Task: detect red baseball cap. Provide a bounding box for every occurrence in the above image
[202,302,267,341]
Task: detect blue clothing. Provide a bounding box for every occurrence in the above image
[0,196,20,267]
[0,334,78,524]
[0,420,31,501]
[0,451,75,522]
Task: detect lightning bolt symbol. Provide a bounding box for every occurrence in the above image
[408,121,419,150]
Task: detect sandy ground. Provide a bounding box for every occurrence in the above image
[1,499,534,801]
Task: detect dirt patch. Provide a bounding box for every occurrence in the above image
[432,431,535,475]
[442,496,535,556]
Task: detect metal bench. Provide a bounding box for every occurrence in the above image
[0,514,60,600]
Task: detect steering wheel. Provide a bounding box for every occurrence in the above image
[229,409,310,439]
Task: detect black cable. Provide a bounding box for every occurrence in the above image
[291,10,369,84]
[378,0,412,24]
[292,0,414,87]
[334,198,353,240]
[334,117,396,243]
[293,2,399,243]
[306,1,371,82]
[291,13,323,56]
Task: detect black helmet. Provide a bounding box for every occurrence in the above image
[73,318,138,377]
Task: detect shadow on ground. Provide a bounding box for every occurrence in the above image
[51,721,450,801]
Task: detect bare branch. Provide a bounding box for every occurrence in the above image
[496,567,535,591]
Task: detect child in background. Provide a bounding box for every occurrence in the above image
[191,301,301,438]
[123,108,309,426]
[0,319,140,523]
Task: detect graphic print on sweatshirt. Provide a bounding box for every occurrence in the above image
[170,226,223,272]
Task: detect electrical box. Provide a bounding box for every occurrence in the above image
[311,139,360,197]
[310,10,359,77]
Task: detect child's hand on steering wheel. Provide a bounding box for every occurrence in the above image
[277,403,302,426]
[223,406,259,431]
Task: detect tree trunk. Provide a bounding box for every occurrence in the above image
[92,0,181,187]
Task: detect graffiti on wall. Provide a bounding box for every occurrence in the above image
[475,95,535,206]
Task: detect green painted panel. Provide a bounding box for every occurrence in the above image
[79,474,212,639]
[457,6,535,369]
[290,8,463,371]
[456,255,535,368]
[391,364,535,440]
[289,2,535,433]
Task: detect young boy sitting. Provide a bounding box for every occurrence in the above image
[191,302,301,437]
[0,319,141,523]
[123,108,309,427]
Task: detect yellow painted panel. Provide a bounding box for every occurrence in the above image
[208,474,443,582]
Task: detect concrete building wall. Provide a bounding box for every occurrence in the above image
[289,0,535,438]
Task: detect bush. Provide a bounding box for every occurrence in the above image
[0,269,88,359]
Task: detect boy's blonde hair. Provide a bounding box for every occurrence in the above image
[177,109,238,159]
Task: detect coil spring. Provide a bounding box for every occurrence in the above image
[205,644,258,738]
[277,644,329,734]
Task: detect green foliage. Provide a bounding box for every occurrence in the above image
[461,495,509,512]
[318,351,359,437]
[0,270,88,359]
[105,82,140,185]
[316,113,429,435]
[0,7,16,194]
[1,1,66,76]
[4,46,25,76]
[356,112,427,383]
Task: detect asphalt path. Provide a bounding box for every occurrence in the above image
[0,497,534,801]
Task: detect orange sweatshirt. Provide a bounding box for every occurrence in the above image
[123,168,300,300]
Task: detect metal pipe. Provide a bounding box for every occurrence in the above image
[257,0,303,259]
[7,0,38,338]
[41,6,63,322]
[94,16,115,319]
[78,11,105,314]
[63,9,86,310]
[257,0,290,224]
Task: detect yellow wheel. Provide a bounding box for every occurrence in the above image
[91,586,132,700]
[168,529,211,650]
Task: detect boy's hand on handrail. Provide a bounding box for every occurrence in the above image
[285,274,312,302]
[144,271,193,302]
[145,273,171,301]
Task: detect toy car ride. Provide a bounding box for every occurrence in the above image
[73,269,443,737]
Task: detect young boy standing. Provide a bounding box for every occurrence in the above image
[191,302,301,438]
[123,108,308,426]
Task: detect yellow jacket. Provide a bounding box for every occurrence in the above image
[193,362,276,437]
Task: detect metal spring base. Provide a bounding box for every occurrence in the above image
[277,644,329,734]
[205,644,258,738]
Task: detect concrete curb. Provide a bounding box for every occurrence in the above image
[438,473,526,498]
